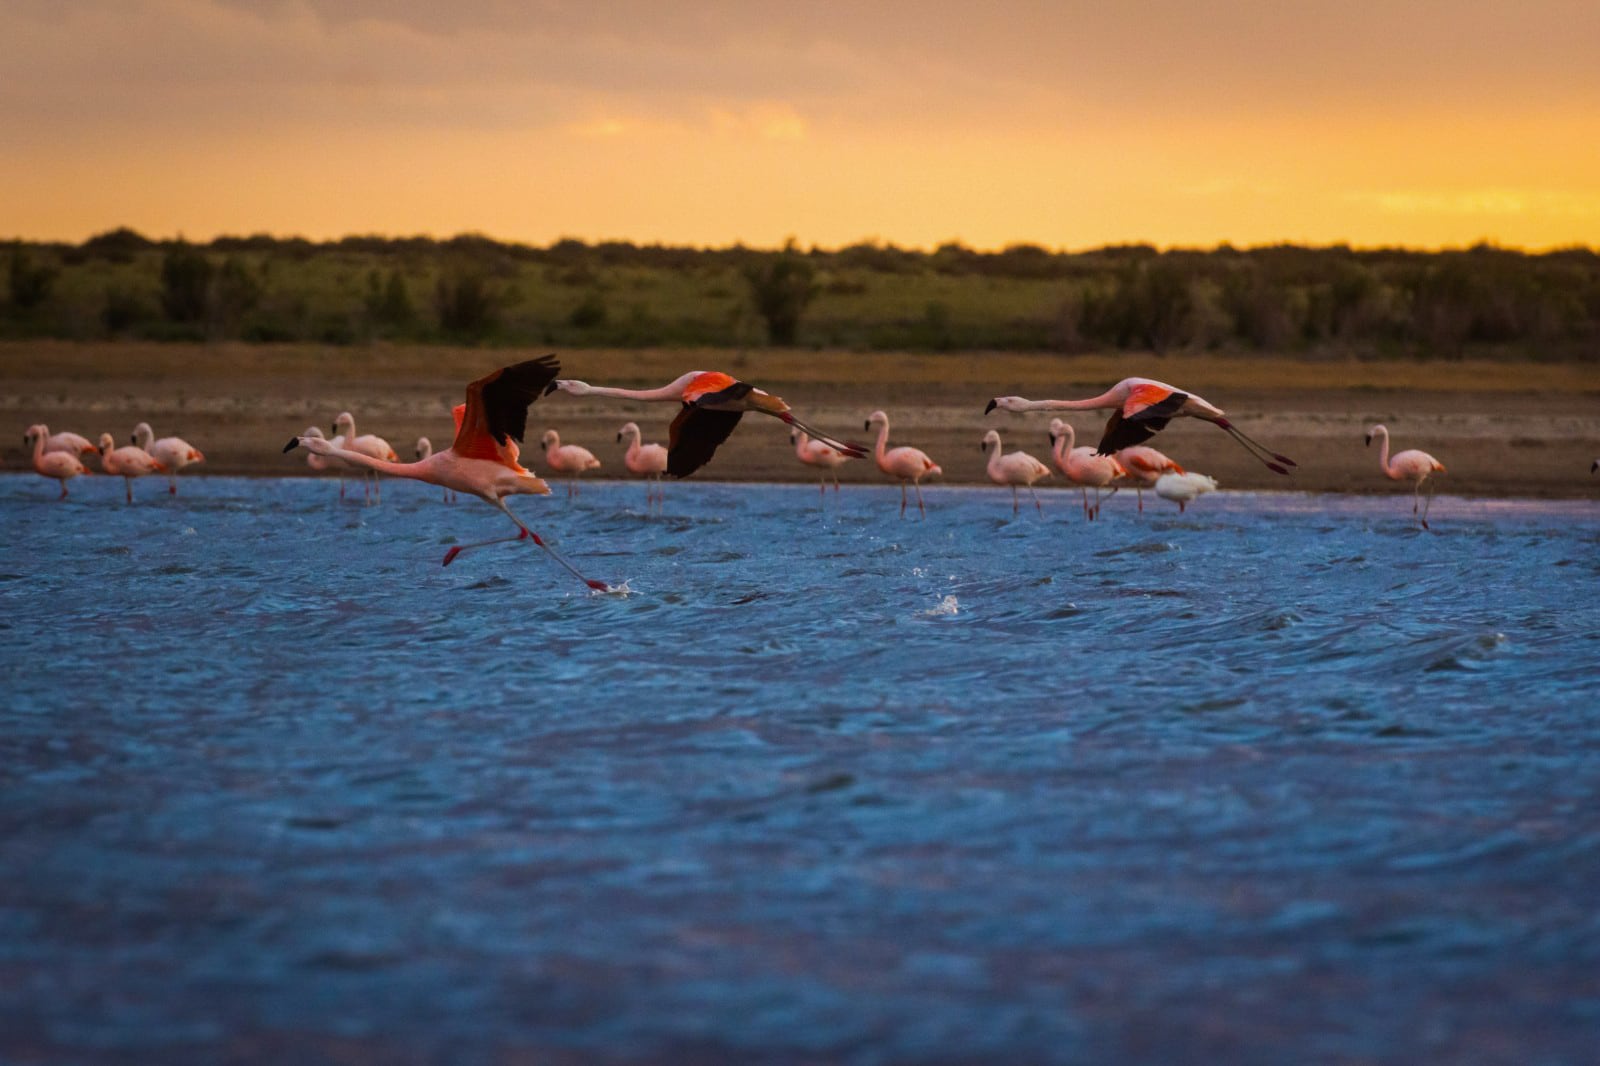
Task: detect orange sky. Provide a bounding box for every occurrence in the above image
[5,0,1599,250]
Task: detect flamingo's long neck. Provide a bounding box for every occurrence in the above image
[792,431,810,459]
[579,372,701,403]
[872,420,891,463]
[1054,425,1075,465]
[1021,387,1122,413]
[134,426,152,450]
[323,444,436,484]
[1374,427,1393,476]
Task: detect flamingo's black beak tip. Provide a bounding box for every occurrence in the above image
[1267,462,1288,475]
[984,399,998,415]
[282,438,300,454]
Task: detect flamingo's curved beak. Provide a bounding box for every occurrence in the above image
[1364,434,1373,447]
[128,433,136,444]
[984,399,998,415]
[1048,433,1057,445]
[282,438,301,453]
[616,432,622,443]
[862,420,871,431]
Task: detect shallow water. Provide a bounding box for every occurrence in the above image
[3,475,1599,1063]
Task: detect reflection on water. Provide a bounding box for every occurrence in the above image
[3,477,1599,1062]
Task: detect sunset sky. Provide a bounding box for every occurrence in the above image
[5,0,1599,251]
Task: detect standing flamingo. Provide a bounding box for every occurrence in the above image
[131,422,204,496]
[1048,418,1123,520]
[1155,472,1219,514]
[549,371,863,477]
[331,411,398,503]
[540,429,601,496]
[981,429,1051,516]
[415,437,457,502]
[986,378,1295,474]
[791,426,852,497]
[44,430,97,459]
[97,432,165,503]
[284,356,616,591]
[1114,446,1183,514]
[24,424,90,498]
[1366,424,1446,529]
[864,410,941,518]
[617,422,668,509]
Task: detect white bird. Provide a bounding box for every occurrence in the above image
[1154,471,1218,514]
[791,426,852,497]
[1367,424,1446,529]
[131,422,204,496]
[981,429,1051,516]
[332,411,398,504]
[864,410,942,519]
[1048,418,1123,521]
[617,422,668,509]
[415,437,456,502]
[97,432,165,504]
[540,429,601,497]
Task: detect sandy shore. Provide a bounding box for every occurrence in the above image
[4,342,1598,497]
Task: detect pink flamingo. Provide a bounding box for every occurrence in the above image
[1113,446,1183,514]
[981,429,1051,516]
[285,356,616,591]
[24,424,90,498]
[791,426,852,496]
[1048,418,1123,520]
[414,437,457,502]
[1155,472,1218,514]
[1367,424,1446,529]
[97,432,165,504]
[864,410,941,518]
[131,422,204,496]
[332,411,397,503]
[540,429,601,497]
[986,378,1295,474]
[617,422,668,509]
[550,371,863,477]
[44,430,97,459]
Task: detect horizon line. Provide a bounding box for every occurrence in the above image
[7,226,1600,258]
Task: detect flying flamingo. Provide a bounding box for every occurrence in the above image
[540,429,601,496]
[97,432,165,503]
[548,371,864,477]
[331,411,398,503]
[791,426,852,496]
[864,410,941,518]
[131,422,204,496]
[1366,424,1446,529]
[617,422,668,509]
[415,437,457,502]
[981,429,1051,515]
[284,355,617,591]
[1114,446,1183,514]
[1155,471,1219,514]
[986,378,1295,474]
[1048,418,1123,520]
[24,424,90,498]
[44,430,97,459]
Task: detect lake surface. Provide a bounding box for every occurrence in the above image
[3,475,1598,1064]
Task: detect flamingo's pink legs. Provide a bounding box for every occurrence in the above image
[442,499,614,592]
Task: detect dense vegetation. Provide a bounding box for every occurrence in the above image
[4,228,1598,361]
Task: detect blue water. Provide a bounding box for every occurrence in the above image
[3,475,1599,1064]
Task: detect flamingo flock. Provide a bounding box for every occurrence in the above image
[35,355,1596,546]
